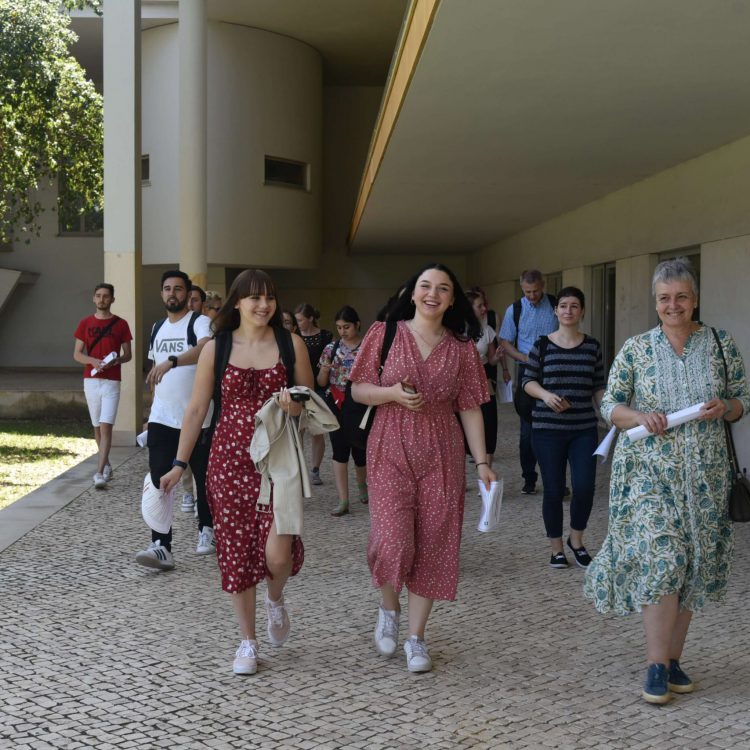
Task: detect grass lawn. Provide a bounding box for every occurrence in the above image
[0,419,96,511]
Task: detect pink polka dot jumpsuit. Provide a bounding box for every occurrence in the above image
[349,321,488,601]
[207,362,304,594]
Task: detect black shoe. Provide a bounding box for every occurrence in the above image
[521,483,537,495]
[549,552,569,569]
[566,538,592,567]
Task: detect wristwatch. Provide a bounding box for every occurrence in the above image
[168,355,178,369]
[172,459,188,469]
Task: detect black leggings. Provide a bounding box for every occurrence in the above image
[147,422,212,550]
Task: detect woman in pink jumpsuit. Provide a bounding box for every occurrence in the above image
[350,263,497,673]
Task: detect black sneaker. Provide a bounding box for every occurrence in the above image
[549,552,569,569]
[566,538,592,567]
[521,483,537,495]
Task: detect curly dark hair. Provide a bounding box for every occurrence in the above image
[384,263,480,341]
[212,270,283,335]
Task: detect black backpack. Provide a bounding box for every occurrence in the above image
[149,311,201,354]
[208,326,296,436]
[513,335,549,422]
[342,321,397,450]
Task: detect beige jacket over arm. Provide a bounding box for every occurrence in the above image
[249,387,339,536]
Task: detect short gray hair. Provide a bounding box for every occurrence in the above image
[651,256,698,296]
[520,269,543,285]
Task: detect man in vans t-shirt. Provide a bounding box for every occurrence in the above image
[135,270,214,571]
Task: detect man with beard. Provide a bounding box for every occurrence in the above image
[73,283,133,489]
[135,270,215,570]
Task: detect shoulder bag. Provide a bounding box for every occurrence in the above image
[711,327,750,522]
[342,321,397,450]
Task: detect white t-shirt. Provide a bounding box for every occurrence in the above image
[474,325,497,365]
[148,312,213,429]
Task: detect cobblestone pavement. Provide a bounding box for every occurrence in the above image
[2,405,750,749]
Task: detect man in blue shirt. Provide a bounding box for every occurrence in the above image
[500,269,558,494]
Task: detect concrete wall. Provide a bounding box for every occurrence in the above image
[467,134,750,465]
[0,183,103,368]
[273,86,467,328]
[141,22,323,269]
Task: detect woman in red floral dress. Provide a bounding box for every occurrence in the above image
[161,270,313,676]
[350,263,497,673]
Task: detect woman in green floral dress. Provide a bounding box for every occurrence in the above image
[583,257,749,704]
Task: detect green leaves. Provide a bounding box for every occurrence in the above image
[0,0,102,242]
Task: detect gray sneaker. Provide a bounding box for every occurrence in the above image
[310,468,323,486]
[233,639,259,675]
[265,593,291,647]
[374,606,400,657]
[135,540,175,571]
[404,635,432,673]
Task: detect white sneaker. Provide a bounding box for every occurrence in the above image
[374,606,399,657]
[93,473,107,489]
[102,464,113,481]
[181,493,195,513]
[265,593,291,647]
[233,639,259,675]
[404,635,432,673]
[196,526,216,555]
[134,540,175,570]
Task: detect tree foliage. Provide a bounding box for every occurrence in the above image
[0,0,103,243]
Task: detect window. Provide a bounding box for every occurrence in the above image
[57,172,103,236]
[141,155,150,183]
[591,262,617,372]
[264,156,308,190]
[545,272,562,298]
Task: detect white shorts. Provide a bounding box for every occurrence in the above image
[83,378,121,426]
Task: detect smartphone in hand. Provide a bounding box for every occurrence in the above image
[401,380,417,395]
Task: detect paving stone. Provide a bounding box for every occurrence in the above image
[2,407,749,748]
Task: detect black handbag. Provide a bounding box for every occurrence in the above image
[513,336,549,422]
[711,327,750,522]
[342,321,397,450]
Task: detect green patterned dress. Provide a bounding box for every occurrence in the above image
[583,325,750,615]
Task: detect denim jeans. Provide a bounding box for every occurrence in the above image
[531,426,598,539]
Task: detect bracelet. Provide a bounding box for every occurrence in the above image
[172,459,188,469]
[475,461,489,467]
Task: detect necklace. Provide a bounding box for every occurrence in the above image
[407,321,446,350]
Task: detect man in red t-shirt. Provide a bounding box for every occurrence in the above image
[73,283,133,489]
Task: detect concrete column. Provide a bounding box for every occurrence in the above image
[179,0,208,289]
[103,0,143,447]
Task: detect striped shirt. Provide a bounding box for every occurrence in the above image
[499,295,558,355]
[521,335,605,430]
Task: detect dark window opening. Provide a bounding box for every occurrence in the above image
[141,154,150,182]
[264,156,308,190]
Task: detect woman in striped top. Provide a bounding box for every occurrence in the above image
[522,287,605,569]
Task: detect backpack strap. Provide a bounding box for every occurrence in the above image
[274,326,296,388]
[148,318,167,356]
[187,311,201,347]
[547,293,558,309]
[378,321,398,375]
[512,299,522,347]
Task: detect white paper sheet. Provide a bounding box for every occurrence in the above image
[91,351,117,376]
[626,402,705,442]
[497,379,513,404]
[593,425,617,463]
[477,479,503,533]
[136,429,148,448]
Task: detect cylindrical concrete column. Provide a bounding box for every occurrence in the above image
[103,0,143,446]
[179,0,207,289]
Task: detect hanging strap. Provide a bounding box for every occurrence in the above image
[710,327,741,477]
